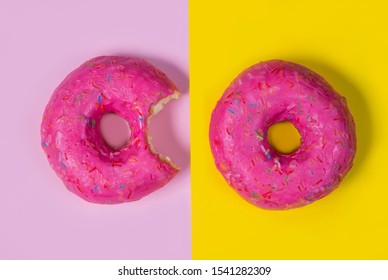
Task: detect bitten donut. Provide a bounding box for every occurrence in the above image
[209,60,356,210]
[41,56,180,204]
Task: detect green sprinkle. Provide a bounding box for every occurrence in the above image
[252,191,258,198]
[91,119,96,128]
[255,130,263,141]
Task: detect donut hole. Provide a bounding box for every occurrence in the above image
[99,113,131,149]
[267,121,301,154]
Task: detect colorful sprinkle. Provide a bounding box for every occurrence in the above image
[255,130,263,141]
[306,194,314,200]
[314,179,323,185]
[88,166,97,173]
[227,108,235,115]
[41,141,49,147]
[261,145,271,159]
[274,157,281,169]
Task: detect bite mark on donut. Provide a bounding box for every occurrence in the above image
[146,90,180,171]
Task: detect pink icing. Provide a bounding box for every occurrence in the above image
[41,56,180,204]
[209,60,356,210]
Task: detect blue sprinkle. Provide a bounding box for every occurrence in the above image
[60,162,67,169]
[138,117,144,121]
[227,108,235,115]
[266,153,271,159]
[93,185,99,190]
[107,73,111,83]
[97,95,102,103]
[233,99,239,103]
[248,103,257,106]
[41,142,49,147]
[85,118,90,124]
[306,194,314,199]
[324,184,333,189]
[119,185,126,189]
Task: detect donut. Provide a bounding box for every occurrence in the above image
[41,56,180,204]
[209,60,356,210]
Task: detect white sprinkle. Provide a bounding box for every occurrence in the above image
[274,157,281,169]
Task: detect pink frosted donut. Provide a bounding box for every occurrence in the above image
[41,56,180,204]
[209,60,356,210]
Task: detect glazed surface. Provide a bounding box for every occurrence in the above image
[41,56,179,204]
[209,60,356,210]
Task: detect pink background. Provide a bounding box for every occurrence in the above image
[0,0,190,259]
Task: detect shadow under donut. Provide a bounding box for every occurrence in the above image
[285,57,372,185]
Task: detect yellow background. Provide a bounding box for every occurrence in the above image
[190,0,388,259]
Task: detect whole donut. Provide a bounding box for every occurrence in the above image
[209,60,356,210]
[41,56,180,204]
